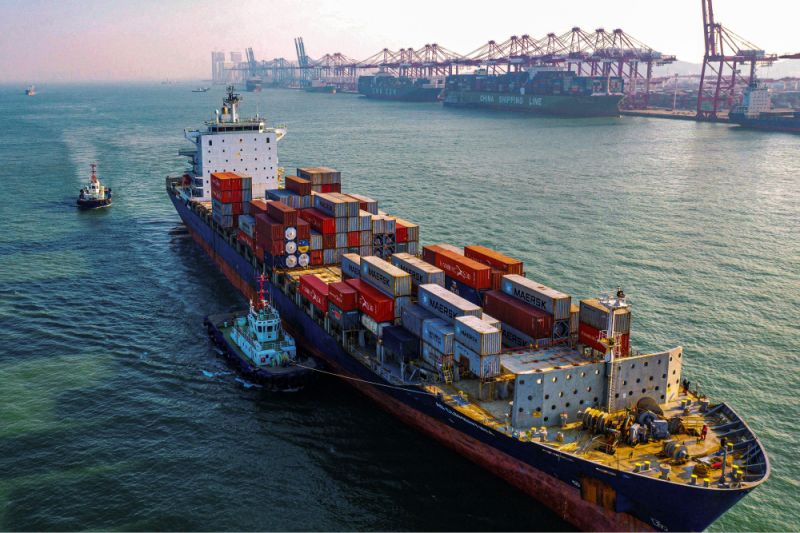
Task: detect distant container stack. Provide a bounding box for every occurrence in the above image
[211,172,252,228]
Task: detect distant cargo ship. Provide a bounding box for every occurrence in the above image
[25,85,36,96]
[304,79,337,94]
[729,81,800,133]
[166,87,768,532]
[358,74,443,102]
[245,77,262,92]
[443,68,624,117]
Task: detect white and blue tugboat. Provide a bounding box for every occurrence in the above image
[204,275,317,391]
[77,163,112,209]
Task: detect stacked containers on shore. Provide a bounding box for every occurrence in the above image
[578,298,631,356]
[500,274,571,341]
[211,172,252,229]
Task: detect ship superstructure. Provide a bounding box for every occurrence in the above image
[180,85,285,201]
[166,96,768,531]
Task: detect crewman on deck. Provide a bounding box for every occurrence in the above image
[700,424,709,441]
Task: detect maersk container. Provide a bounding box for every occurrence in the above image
[444,276,484,307]
[328,301,360,330]
[454,342,500,379]
[238,214,256,238]
[347,216,359,233]
[454,315,501,356]
[501,274,571,320]
[359,245,372,257]
[579,299,631,334]
[418,284,481,324]
[361,313,392,338]
[314,192,347,218]
[401,304,436,338]
[483,290,553,339]
[394,296,412,320]
[341,253,361,279]
[408,241,419,255]
[382,326,420,362]
[310,231,323,251]
[360,256,412,298]
[421,342,447,368]
[348,193,379,215]
[391,253,445,291]
[421,318,455,354]
[500,321,537,348]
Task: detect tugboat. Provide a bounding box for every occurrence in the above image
[204,274,317,391]
[76,164,112,209]
[25,85,36,96]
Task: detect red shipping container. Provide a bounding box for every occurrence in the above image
[254,214,284,242]
[434,249,491,289]
[212,188,243,203]
[249,199,269,216]
[265,240,284,256]
[299,208,336,235]
[320,183,341,193]
[345,278,394,323]
[422,244,444,264]
[578,323,630,356]
[395,222,409,243]
[267,201,298,226]
[347,231,360,247]
[464,245,524,275]
[483,290,553,339]
[237,232,254,250]
[285,175,312,196]
[323,233,336,249]
[328,281,358,311]
[490,269,505,290]
[211,172,242,192]
[310,250,323,266]
[296,219,310,241]
[255,244,264,260]
[299,275,329,312]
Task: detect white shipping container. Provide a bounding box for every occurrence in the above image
[455,315,502,355]
[454,342,501,379]
[360,256,412,297]
[418,284,481,324]
[501,274,571,320]
[361,313,392,337]
[481,312,501,330]
[391,253,445,289]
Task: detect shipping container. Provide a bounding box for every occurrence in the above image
[433,249,491,290]
[455,315,502,356]
[327,301,360,330]
[358,211,372,231]
[267,201,298,226]
[501,274,571,320]
[238,214,256,237]
[361,313,392,338]
[254,214,284,242]
[296,219,310,241]
[297,167,341,185]
[323,233,336,249]
[328,281,358,311]
[335,232,349,249]
[421,318,455,354]
[298,274,329,312]
[454,342,501,379]
[359,245,373,257]
[212,211,238,228]
[578,322,606,353]
[298,208,335,235]
[391,253,445,290]
[346,278,394,323]
[481,312,501,330]
[394,296,412,320]
[360,256,412,298]
[310,230,323,251]
[382,326,420,362]
[408,241,419,255]
[347,231,360,248]
[464,245,524,275]
[418,283,481,324]
[347,193,379,215]
[212,188,244,204]
[286,175,312,196]
[334,217,347,234]
[313,192,348,218]
[579,299,632,334]
[490,269,505,291]
[249,198,269,216]
[400,304,436,337]
[212,198,244,216]
[371,215,385,235]
[359,230,372,247]
[310,250,323,266]
[237,231,254,251]
[421,342,448,368]
[570,303,579,335]
[500,321,537,348]
[341,253,361,279]
[211,172,241,191]
[444,276,484,307]
[483,290,553,339]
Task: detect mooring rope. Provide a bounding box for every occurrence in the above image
[291,361,439,396]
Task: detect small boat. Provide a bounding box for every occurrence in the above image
[25,85,36,96]
[204,274,317,391]
[77,164,112,209]
[192,87,210,93]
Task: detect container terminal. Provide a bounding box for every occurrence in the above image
[165,86,769,531]
[212,0,797,127]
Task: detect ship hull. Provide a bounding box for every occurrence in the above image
[77,198,112,209]
[359,86,441,102]
[443,90,623,117]
[728,112,800,133]
[169,190,754,532]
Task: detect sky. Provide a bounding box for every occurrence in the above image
[2,0,799,82]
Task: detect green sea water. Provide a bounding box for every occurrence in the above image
[0,83,798,531]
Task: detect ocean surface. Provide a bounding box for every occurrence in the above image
[0,83,797,532]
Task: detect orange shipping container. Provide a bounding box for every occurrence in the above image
[434,249,491,290]
[464,245,523,275]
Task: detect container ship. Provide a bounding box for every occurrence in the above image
[358,74,444,102]
[166,87,768,531]
[728,81,800,133]
[443,68,624,117]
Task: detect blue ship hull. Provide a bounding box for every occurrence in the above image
[169,189,757,532]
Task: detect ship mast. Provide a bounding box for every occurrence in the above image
[90,163,98,183]
[600,288,628,413]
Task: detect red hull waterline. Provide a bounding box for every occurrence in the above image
[183,222,652,532]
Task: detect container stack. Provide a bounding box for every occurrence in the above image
[312,192,367,264]
[253,200,308,269]
[297,167,342,193]
[422,244,491,307]
[453,315,502,380]
[211,172,252,229]
[327,281,360,331]
[500,274,572,341]
[464,245,524,290]
[390,253,445,294]
[578,298,631,356]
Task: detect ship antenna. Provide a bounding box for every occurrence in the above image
[258,273,269,309]
[90,163,97,183]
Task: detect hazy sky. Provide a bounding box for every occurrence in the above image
[3,0,799,82]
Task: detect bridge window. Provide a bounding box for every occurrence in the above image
[208,140,212,146]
